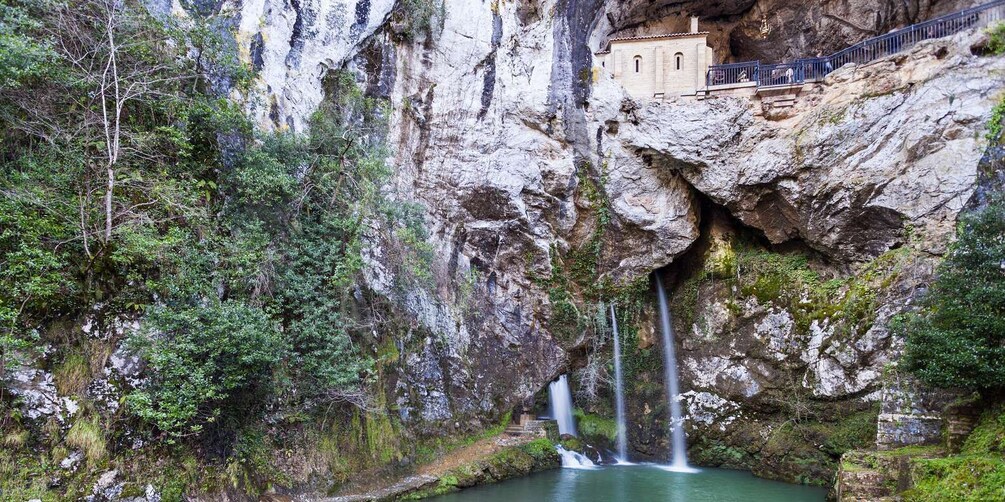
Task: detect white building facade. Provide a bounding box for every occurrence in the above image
[595,17,715,99]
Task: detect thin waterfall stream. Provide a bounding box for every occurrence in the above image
[549,374,597,468]
[609,304,629,462]
[548,374,577,437]
[655,274,696,472]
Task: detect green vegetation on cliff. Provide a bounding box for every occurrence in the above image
[901,196,1005,392]
[674,227,910,348]
[987,22,1005,56]
[903,404,1005,501]
[0,0,432,498]
[125,303,287,438]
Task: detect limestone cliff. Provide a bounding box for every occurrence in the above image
[14,0,1000,491]
[187,0,999,463]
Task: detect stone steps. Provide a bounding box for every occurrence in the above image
[946,405,981,453]
[505,419,549,437]
[838,469,896,500]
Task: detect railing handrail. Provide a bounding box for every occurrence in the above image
[709,61,760,69]
[706,0,1005,88]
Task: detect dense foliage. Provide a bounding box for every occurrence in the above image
[0,0,417,446]
[902,196,1005,391]
[125,302,286,439]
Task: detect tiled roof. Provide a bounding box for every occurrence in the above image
[595,31,709,54]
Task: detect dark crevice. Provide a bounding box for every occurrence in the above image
[657,183,837,295]
[285,0,318,69]
[477,12,503,120]
[350,0,371,41]
[966,144,1005,211]
[249,32,265,72]
[288,0,304,57]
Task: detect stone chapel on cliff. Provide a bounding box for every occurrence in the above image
[594,17,714,99]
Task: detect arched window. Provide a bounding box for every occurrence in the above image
[634,55,642,73]
[675,52,684,71]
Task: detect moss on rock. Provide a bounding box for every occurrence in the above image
[404,439,561,499]
[521,438,561,467]
[905,455,1005,501]
[574,409,617,443]
[898,404,1005,501]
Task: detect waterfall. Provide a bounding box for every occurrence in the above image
[555,445,597,469]
[609,304,629,462]
[549,374,577,436]
[655,274,696,472]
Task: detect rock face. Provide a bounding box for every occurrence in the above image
[146,0,1000,486]
[617,33,1001,262]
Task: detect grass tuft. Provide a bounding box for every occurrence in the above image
[66,415,106,464]
[54,352,91,396]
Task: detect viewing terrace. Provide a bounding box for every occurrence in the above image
[704,0,1005,95]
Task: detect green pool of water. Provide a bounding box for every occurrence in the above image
[432,465,828,501]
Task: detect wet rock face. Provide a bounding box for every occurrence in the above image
[615,202,947,482]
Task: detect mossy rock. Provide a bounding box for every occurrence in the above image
[961,404,1005,455]
[905,455,1005,501]
[449,463,487,488]
[689,438,755,470]
[485,447,535,480]
[520,438,560,469]
[559,436,584,453]
[431,475,461,496]
[574,409,617,444]
[542,421,560,441]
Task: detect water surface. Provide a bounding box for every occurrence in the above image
[433,465,828,502]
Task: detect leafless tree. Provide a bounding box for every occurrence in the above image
[1,1,193,255]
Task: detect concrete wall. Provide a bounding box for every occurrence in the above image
[596,35,714,99]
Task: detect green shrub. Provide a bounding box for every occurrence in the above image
[520,438,558,462]
[987,96,1005,144]
[392,0,445,42]
[0,2,57,89]
[987,22,1005,56]
[902,197,1005,391]
[126,302,287,439]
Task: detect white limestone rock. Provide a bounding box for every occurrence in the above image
[754,309,796,361]
[682,390,741,430]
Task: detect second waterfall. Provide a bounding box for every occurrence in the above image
[655,274,696,472]
[609,304,628,462]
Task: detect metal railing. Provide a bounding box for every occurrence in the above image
[706,0,1005,89]
[705,61,760,86]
